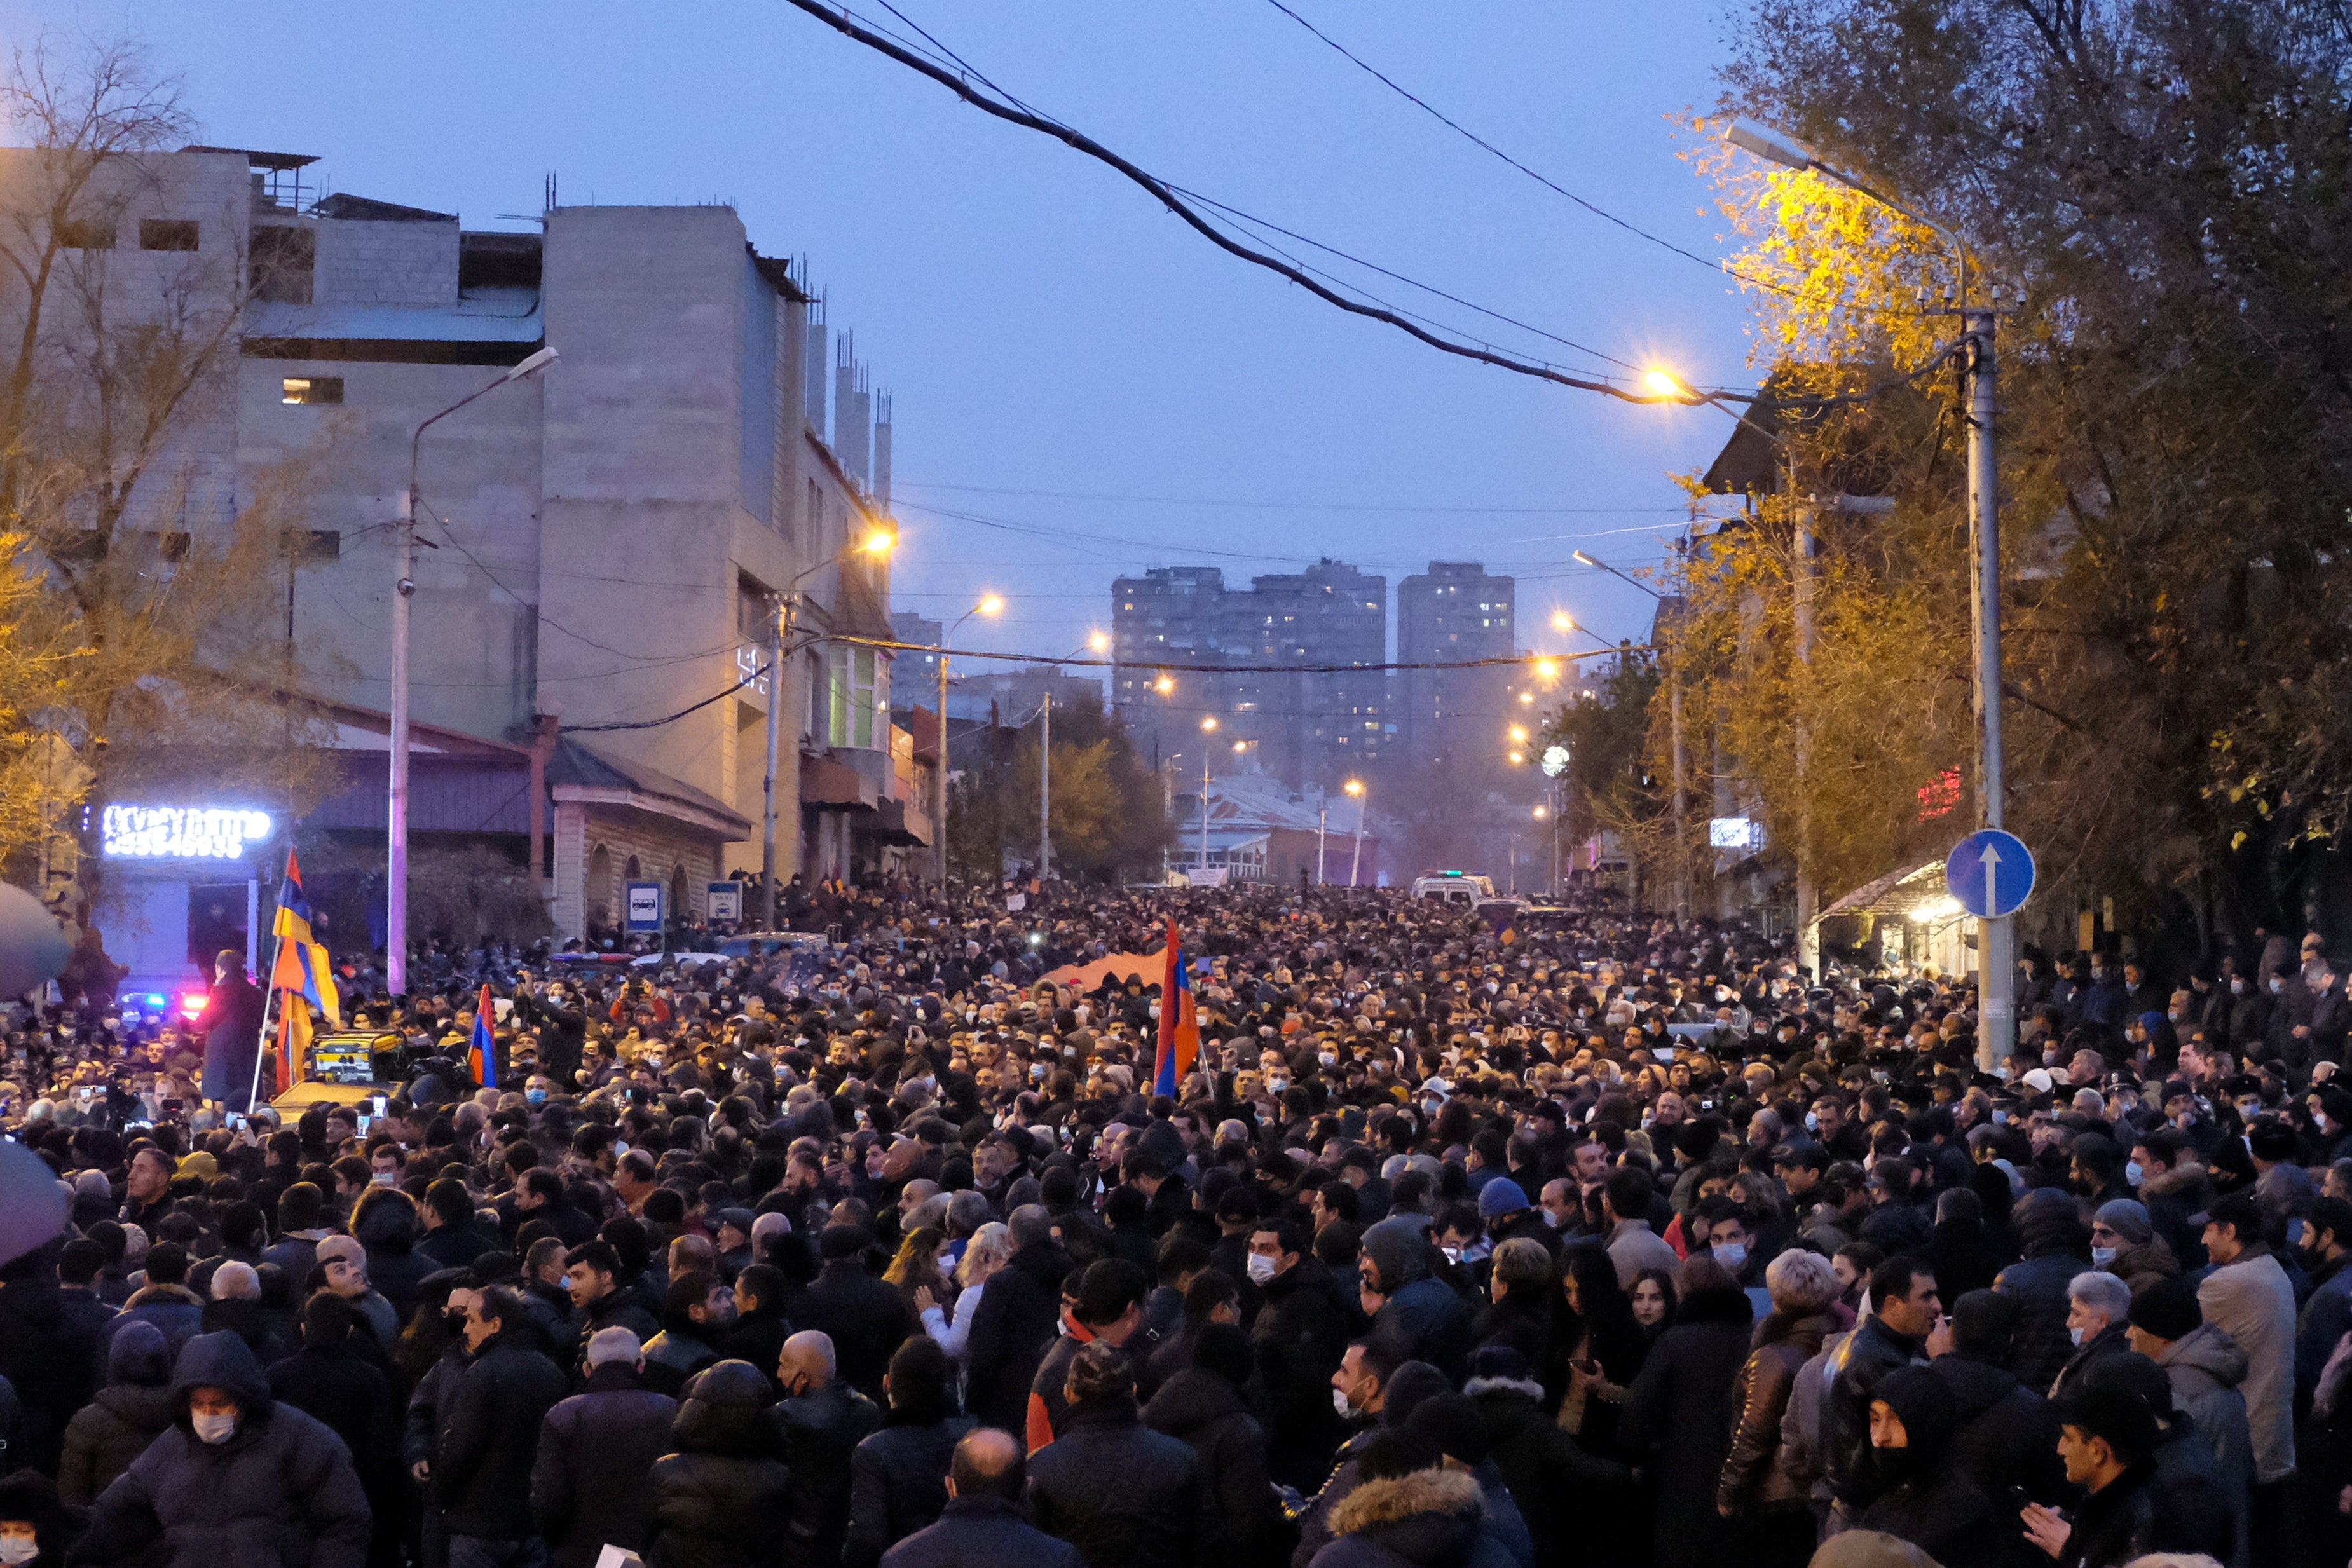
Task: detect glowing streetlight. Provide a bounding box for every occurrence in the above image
[1508,751,1525,766]
[933,593,1004,883]
[1552,611,1574,632]
[1088,631,1110,653]
[1343,779,1363,797]
[1200,716,1218,732]
[1155,674,1175,695]
[1232,740,1247,754]
[1518,691,1534,706]
[1508,725,1529,744]
[1533,658,1560,681]
[976,594,1004,617]
[859,527,897,555]
[1342,779,1367,886]
[1532,804,1549,819]
[1644,368,1690,399]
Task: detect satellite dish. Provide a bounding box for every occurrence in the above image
[0,883,71,998]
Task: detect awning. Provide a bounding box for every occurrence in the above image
[1815,861,1944,924]
[799,755,876,810]
[859,797,931,847]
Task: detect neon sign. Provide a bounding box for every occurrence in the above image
[101,805,273,860]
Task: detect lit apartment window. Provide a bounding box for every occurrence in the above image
[282,377,343,406]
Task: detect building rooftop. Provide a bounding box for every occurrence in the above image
[311,193,456,223]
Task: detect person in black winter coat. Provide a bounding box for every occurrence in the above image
[1142,1324,1289,1568]
[433,1286,570,1568]
[532,1327,678,1568]
[1926,1291,2067,1506]
[1823,1256,1941,1516]
[1857,1364,2006,1568]
[772,1331,881,1568]
[877,1428,1084,1568]
[790,1228,913,1403]
[1994,1190,2091,1394]
[1246,1224,1351,1490]
[266,1293,406,1568]
[71,1330,371,1568]
[352,1190,434,1329]
[1618,1261,1754,1568]
[59,1321,174,1507]
[0,1469,80,1568]
[845,1338,974,1568]
[1461,1346,1628,1568]
[2022,1382,2234,1567]
[960,1212,1069,1433]
[1303,1429,1514,1568]
[0,1244,107,1474]
[647,1360,793,1568]
[1027,1340,1208,1568]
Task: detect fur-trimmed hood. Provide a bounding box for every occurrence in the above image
[1462,1375,1545,1403]
[1328,1466,1482,1536]
[2140,1159,2211,1202]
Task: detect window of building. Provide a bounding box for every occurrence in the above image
[139,219,198,252]
[55,219,114,250]
[281,376,343,406]
[249,225,315,304]
[826,645,885,750]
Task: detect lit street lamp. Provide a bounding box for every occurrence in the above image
[1344,778,1367,887]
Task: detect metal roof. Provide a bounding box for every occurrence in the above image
[181,145,318,170]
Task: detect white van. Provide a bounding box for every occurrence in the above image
[1409,872,1495,905]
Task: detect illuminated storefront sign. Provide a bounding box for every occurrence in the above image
[100,805,273,861]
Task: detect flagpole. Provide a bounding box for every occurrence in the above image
[247,849,298,1115]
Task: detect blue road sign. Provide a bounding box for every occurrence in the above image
[1945,829,2035,919]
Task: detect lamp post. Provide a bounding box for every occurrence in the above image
[760,525,898,930]
[388,345,557,998]
[933,595,1004,885]
[1722,118,2010,1068]
[1344,778,1366,887]
[1559,587,1688,925]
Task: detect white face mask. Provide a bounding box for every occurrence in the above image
[1246,1253,1278,1285]
[2068,1325,2088,1347]
[0,1535,36,1565]
[1332,1386,1355,1417]
[191,1409,238,1445]
[2091,1246,2117,1268]
[2124,1160,2144,1187]
[1714,1241,1747,1270]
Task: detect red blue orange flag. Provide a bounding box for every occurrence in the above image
[1152,918,1198,1098]
[469,983,498,1089]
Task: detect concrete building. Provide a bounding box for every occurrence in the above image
[1397,562,1517,775]
[1,141,927,951]
[939,667,1105,725]
[1168,772,1383,887]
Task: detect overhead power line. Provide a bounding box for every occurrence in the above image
[777,0,1680,404]
[1255,0,1795,299]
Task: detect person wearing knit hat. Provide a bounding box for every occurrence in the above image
[2122,1276,2256,1531]
[1474,1178,1529,1222]
[2091,1197,2180,1295]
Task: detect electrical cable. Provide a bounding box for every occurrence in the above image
[779,0,1680,404]
[1255,0,1800,301]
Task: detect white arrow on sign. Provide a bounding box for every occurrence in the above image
[1981,841,2001,918]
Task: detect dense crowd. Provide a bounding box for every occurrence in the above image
[0,882,2344,1568]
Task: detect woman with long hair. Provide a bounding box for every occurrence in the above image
[882,1226,955,1314]
[918,1220,1013,1365]
[1716,1249,1843,1568]
[1550,1246,1647,1453]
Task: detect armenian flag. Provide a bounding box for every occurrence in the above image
[1151,917,1198,1098]
[268,850,340,1089]
[469,982,498,1089]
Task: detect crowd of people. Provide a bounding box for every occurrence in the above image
[0,880,2344,1568]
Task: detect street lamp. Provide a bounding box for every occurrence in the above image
[759,526,900,929]
[1722,117,2011,1067]
[933,594,1004,884]
[1344,778,1367,887]
[388,345,558,997]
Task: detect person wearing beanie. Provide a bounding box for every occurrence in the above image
[2123,1277,2255,1538]
[2025,1380,2235,1567]
[2089,1200,2180,1297]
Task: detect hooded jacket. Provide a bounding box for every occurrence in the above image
[1993,1199,2089,1394]
[351,1194,432,1324]
[0,1271,107,1475]
[2152,1324,2257,1518]
[1619,1284,1753,1568]
[1856,1365,2001,1568]
[1821,1312,1923,1509]
[1925,1351,2062,1502]
[69,1330,369,1568]
[1306,1467,1515,1568]
[649,1361,792,1568]
[1025,1393,1208,1568]
[58,1322,175,1507]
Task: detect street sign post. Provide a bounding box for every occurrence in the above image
[1945,829,2034,919]
[706,882,742,925]
[624,881,664,934]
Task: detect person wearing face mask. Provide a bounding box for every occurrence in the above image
[0,1473,74,1568]
[74,1328,370,1568]
[2086,1201,2179,1297]
[2049,1271,2135,1401]
[1243,1221,1350,1489]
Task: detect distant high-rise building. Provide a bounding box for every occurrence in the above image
[889,611,944,687]
[1111,559,1386,789]
[1397,562,1515,774]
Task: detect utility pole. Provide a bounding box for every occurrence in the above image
[1200,754,1212,876]
[1791,448,1819,983]
[935,648,950,885]
[760,594,789,931]
[1316,801,1327,887]
[1038,692,1053,878]
[1968,304,2013,1070]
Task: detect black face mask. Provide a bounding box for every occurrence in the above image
[443,1311,469,1339]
